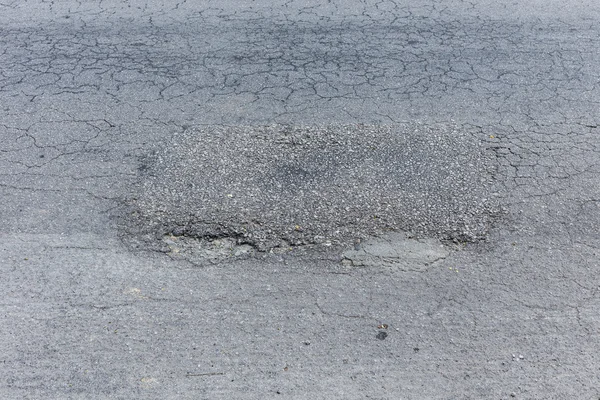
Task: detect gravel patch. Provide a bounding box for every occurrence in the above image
[122,124,499,252]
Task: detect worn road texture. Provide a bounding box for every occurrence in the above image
[125,123,497,253]
[1,1,600,399]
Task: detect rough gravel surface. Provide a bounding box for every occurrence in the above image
[125,123,498,251]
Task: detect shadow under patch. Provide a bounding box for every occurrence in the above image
[120,124,499,254]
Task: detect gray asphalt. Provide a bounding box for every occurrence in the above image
[2,1,600,399]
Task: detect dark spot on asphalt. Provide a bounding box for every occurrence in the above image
[138,163,150,173]
[376,331,388,340]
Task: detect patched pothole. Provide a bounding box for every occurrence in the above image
[119,123,499,261]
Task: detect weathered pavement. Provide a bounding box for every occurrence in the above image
[1,1,600,399]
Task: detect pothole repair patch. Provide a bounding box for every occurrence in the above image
[121,124,499,256]
[342,232,450,270]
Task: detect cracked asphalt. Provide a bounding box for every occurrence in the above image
[1,1,600,399]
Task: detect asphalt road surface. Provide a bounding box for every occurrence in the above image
[2,1,600,399]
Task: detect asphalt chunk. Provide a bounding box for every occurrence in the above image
[122,124,499,252]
